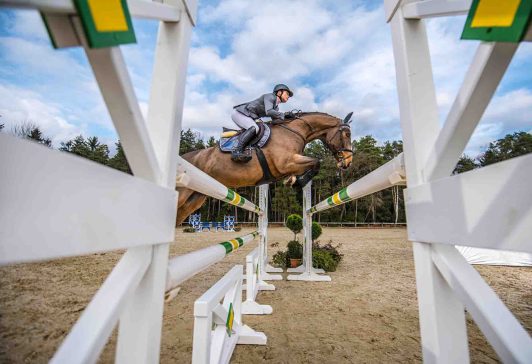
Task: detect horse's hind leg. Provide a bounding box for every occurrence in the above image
[175,189,207,226]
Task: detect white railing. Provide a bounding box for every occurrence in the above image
[241,247,273,315]
[0,0,197,362]
[192,265,267,364]
[386,0,531,362]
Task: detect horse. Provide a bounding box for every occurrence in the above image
[175,112,354,225]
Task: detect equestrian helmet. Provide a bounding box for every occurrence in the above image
[273,84,293,97]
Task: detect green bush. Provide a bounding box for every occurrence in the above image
[286,214,303,240]
[287,240,303,259]
[183,227,195,233]
[312,250,338,272]
[311,221,322,241]
[313,240,343,263]
[272,250,288,268]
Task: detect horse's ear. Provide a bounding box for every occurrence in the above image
[343,112,353,124]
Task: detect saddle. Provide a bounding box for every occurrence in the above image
[218,122,275,184]
[218,122,271,152]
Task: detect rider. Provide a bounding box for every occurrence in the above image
[230,84,295,162]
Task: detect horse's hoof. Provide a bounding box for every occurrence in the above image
[283,176,296,186]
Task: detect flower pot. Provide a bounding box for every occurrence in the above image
[290,258,302,268]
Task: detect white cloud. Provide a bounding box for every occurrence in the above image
[0,84,85,146]
[0,3,530,158]
[483,88,532,130]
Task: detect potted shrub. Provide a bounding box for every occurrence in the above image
[285,214,303,240]
[287,240,303,268]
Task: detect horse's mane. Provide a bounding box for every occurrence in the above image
[298,111,335,118]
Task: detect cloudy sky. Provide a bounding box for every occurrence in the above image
[0,0,530,157]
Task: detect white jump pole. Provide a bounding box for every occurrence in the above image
[258,184,283,281]
[176,157,263,215]
[165,232,258,301]
[192,265,266,364]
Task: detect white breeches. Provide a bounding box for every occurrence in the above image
[231,109,259,132]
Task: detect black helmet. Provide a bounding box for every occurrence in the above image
[273,84,293,97]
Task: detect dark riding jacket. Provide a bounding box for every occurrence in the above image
[233,93,286,120]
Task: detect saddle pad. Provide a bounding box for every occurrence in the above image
[221,130,239,138]
[219,123,271,152]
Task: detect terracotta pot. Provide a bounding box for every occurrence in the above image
[290,258,302,268]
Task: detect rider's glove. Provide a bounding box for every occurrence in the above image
[284,111,295,119]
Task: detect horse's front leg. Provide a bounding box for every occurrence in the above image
[282,154,320,188]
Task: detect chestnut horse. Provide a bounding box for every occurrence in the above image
[175,112,353,224]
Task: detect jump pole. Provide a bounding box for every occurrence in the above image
[176,157,263,215]
[165,232,259,301]
[288,154,406,281]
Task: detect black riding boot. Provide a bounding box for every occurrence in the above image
[231,127,256,163]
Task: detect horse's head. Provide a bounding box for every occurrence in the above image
[320,112,354,170]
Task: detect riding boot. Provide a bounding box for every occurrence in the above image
[231,127,256,163]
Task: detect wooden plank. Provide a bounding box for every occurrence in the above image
[0,135,177,265]
[78,27,162,182]
[388,5,470,361]
[432,244,532,362]
[403,0,471,19]
[51,246,151,364]
[424,42,517,181]
[2,0,181,21]
[406,154,532,253]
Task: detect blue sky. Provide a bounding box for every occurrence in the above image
[0,0,530,157]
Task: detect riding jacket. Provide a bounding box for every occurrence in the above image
[233,93,286,120]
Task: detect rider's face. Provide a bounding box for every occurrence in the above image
[279,90,290,103]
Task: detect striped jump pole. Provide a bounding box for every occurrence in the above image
[176,157,263,215]
[165,232,259,301]
[288,153,406,282]
[309,153,406,214]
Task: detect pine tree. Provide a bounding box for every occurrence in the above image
[108,140,132,174]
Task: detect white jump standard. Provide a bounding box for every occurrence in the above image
[192,265,267,364]
[241,247,274,315]
[257,184,283,281]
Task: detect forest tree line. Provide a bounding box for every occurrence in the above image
[2,122,531,224]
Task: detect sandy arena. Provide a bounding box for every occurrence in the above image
[1,227,531,363]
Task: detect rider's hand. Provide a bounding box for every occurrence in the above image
[284,111,295,119]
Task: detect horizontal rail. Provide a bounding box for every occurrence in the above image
[402,0,471,19]
[51,246,152,363]
[0,0,182,22]
[406,154,532,253]
[0,135,177,265]
[194,265,243,317]
[176,157,263,215]
[309,153,406,214]
[165,232,258,294]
